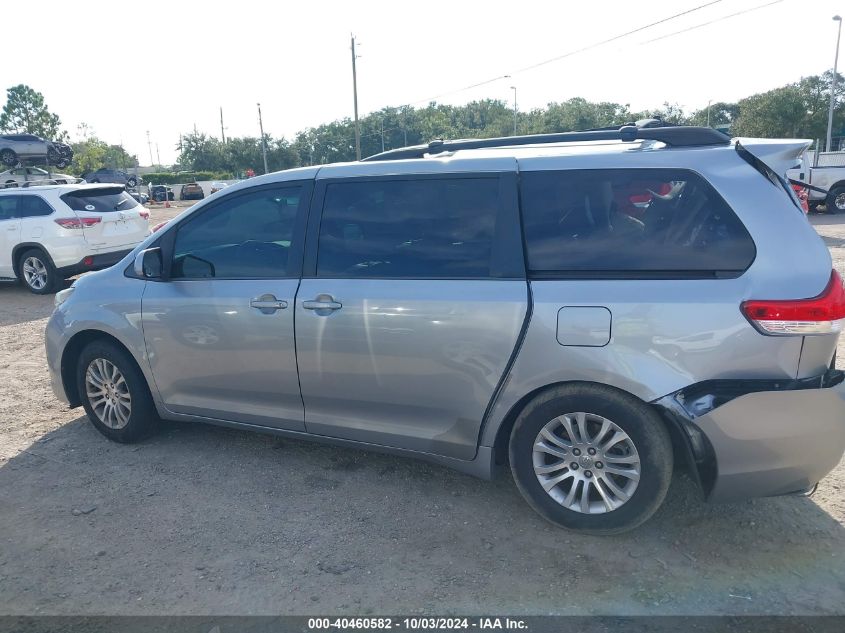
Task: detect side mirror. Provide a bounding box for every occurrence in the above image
[133,247,163,279]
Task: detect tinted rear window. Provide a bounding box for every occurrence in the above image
[520,168,755,275]
[61,189,140,213]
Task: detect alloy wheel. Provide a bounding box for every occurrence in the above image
[532,412,641,514]
[85,358,132,429]
[22,256,48,290]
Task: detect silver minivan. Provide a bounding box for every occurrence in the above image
[45,122,845,533]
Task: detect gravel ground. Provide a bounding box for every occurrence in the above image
[0,205,843,616]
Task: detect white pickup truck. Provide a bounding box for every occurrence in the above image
[787,150,845,212]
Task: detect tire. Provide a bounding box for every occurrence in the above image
[90,178,100,183]
[509,383,673,535]
[0,148,17,166]
[4,180,18,188]
[76,340,158,443]
[55,159,70,169]
[826,186,845,214]
[18,248,57,294]
[127,177,137,188]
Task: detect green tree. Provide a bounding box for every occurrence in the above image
[689,102,739,127]
[732,71,845,139]
[0,84,67,140]
[70,138,108,175]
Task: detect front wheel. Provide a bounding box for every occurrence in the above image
[509,383,673,535]
[126,177,137,188]
[76,341,158,443]
[826,186,845,214]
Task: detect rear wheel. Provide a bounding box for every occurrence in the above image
[18,248,56,294]
[76,340,158,443]
[126,177,137,188]
[509,383,673,534]
[826,186,845,214]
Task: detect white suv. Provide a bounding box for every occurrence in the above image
[0,184,150,294]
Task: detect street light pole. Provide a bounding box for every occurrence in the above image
[511,86,517,136]
[706,100,712,127]
[351,34,361,161]
[257,102,268,174]
[826,15,843,152]
[146,130,153,167]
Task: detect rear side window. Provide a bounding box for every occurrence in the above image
[317,177,499,278]
[61,189,140,213]
[520,169,755,276]
[20,195,54,217]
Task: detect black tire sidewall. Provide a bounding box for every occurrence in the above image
[510,384,673,535]
[76,341,157,443]
[1,149,16,166]
[827,187,845,214]
[18,248,56,295]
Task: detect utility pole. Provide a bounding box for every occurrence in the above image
[146,130,154,167]
[380,117,385,153]
[351,34,361,160]
[827,15,843,152]
[257,102,269,174]
[510,85,518,136]
[156,143,161,167]
[706,100,712,127]
[220,107,226,144]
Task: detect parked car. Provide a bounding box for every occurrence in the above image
[0,134,73,168]
[0,183,149,294]
[45,122,845,534]
[81,168,139,188]
[180,182,205,200]
[787,150,845,213]
[0,166,78,188]
[149,185,174,202]
[209,181,228,194]
[127,189,149,205]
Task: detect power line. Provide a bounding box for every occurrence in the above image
[406,0,725,106]
[638,0,784,45]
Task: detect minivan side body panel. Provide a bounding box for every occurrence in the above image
[480,145,833,448]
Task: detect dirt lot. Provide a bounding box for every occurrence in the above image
[0,204,844,616]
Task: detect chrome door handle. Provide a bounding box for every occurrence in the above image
[303,295,342,311]
[250,294,288,313]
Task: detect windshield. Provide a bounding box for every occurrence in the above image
[61,188,141,213]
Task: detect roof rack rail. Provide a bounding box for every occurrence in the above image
[361,120,731,162]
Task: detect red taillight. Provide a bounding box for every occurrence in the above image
[741,270,845,335]
[139,210,150,219]
[83,256,94,266]
[54,217,102,230]
[151,221,167,233]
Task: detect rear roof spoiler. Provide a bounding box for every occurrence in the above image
[733,138,811,178]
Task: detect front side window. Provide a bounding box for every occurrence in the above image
[0,196,19,220]
[520,168,755,275]
[20,196,54,217]
[317,177,500,278]
[171,185,302,279]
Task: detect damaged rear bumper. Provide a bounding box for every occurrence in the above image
[654,369,845,502]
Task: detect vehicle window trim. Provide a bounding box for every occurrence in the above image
[302,172,523,280]
[164,180,313,281]
[517,166,757,280]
